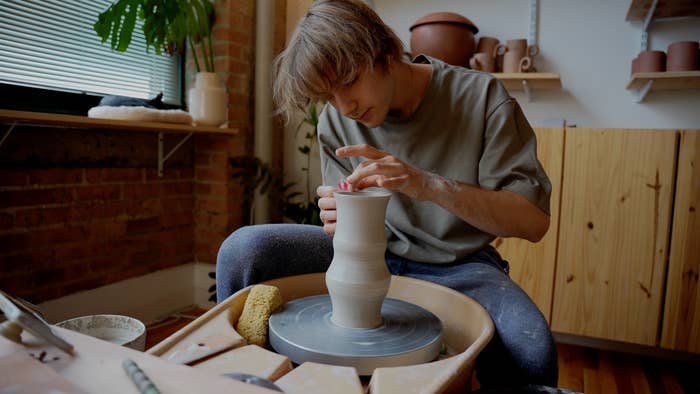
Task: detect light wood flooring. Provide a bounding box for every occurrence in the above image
[145,308,700,393]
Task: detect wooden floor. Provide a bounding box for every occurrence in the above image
[145,308,700,394]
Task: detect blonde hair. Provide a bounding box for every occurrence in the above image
[273,0,404,121]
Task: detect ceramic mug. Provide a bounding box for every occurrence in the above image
[503,52,532,73]
[637,50,666,72]
[469,52,496,72]
[666,41,699,71]
[476,36,500,58]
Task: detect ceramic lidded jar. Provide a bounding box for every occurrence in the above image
[409,12,479,67]
[325,190,392,329]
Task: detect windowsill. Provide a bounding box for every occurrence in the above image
[0,109,239,135]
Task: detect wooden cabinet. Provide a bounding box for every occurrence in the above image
[551,128,677,346]
[661,130,700,353]
[493,127,564,323]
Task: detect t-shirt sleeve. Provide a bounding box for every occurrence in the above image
[318,105,354,187]
[478,98,552,215]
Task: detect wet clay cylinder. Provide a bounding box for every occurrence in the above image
[325,190,391,328]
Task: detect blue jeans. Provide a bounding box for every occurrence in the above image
[216,224,558,388]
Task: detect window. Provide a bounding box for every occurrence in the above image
[0,0,182,114]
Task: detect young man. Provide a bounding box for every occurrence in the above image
[217,0,558,388]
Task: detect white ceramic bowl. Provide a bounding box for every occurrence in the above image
[56,314,146,351]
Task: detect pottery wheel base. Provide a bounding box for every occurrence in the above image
[268,295,443,376]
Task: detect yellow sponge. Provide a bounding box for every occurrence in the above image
[235,284,283,347]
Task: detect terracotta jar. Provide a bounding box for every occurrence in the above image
[409,12,479,67]
[666,41,699,71]
[637,50,666,72]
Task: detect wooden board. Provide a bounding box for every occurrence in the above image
[160,310,246,364]
[192,344,292,381]
[492,73,562,91]
[274,362,363,394]
[492,127,565,323]
[661,130,700,353]
[626,71,700,91]
[0,327,275,393]
[0,109,239,135]
[552,128,677,345]
[626,0,700,21]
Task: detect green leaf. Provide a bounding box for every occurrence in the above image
[117,3,138,52]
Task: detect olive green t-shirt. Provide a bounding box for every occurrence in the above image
[318,55,551,263]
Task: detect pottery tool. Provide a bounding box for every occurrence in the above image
[0,290,74,355]
[236,284,283,346]
[123,358,161,394]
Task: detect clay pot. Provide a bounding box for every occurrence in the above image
[409,12,479,67]
[637,50,666,72]
[666,41,699,71]
[631,56,640,75]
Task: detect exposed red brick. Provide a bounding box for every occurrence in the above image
[196,196,228,213]
[14,207,69,228]
[162,181,193,196]
[73,185,122,202]
[28,169,83,185]
[126,217,161,234]
[123,184,162,200]
[0,212,13,229]
[196,167,231,183]
[161,213,194,228]
[162,197,194,213]
[0,170,28,187]
[85,168,142,183]
[0,187,72,208]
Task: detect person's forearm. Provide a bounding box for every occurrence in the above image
[419,173,550,242]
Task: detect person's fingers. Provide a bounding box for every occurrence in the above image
[316,185,336,198]
[335,144,387,160]
[346,161,403,184]
[323,222,336,236]
[318,197,336,210]
[319,210,336,224]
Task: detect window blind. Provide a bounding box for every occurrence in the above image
[0,0,182,105]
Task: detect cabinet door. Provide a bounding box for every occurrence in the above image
[661,130,700,353]
[493,127,564,323]
[551,128,677,346]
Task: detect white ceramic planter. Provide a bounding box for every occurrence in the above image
[188,72,228,127]
[325,190,392,328]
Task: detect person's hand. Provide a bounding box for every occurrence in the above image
[316,185,337,236]
[336,144,432,201]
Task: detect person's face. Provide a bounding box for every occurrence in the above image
[327,64,394,128]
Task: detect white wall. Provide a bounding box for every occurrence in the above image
[283,1,700,199]
[374,0,700,128]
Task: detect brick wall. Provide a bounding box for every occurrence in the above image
[0,0,267,304]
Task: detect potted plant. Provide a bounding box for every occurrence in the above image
[94,0,228,126]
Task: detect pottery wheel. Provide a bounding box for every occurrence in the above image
[268,295,443,376]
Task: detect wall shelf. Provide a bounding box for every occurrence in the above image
[626,0,700,21]
[626,71,700,102]
[0,109,239,176]
[0,109,238,135]
[492,73,562,102]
